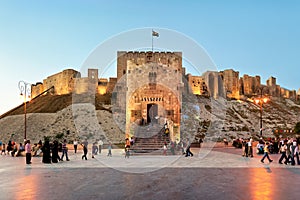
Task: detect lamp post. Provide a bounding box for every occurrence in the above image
[254,89,269,137]
[18,81,31,140]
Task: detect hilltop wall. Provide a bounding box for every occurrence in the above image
[30,51,298,101]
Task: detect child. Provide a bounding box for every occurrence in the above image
[261,142,273,163]
[125,146,130,158]
[1,144,6,155]
[163,143,167,156]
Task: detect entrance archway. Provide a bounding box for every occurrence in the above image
[147,103,158,124]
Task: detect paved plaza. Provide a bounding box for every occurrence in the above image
[1,146,300,200]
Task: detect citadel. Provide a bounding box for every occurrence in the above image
[29,51,299,142]
[32,51,299,101]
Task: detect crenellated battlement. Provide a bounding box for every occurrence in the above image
[117,51,182,81]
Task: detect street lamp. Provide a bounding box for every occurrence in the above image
[18,81,31,140]
[254,89,269,137]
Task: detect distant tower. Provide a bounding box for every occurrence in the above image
[88,69,98,81]
[220,69,240,99]
[88,69,99,93]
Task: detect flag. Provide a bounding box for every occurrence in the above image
[152,30,159,37]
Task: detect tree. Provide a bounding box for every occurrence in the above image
[294,122,300,134]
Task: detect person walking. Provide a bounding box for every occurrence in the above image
[130,137,135,146]
[107,142,112,157]
[60,139,70,161]
[42,140,51,164]
[125,146,130,158]
[248,137,253,157]
[25,140,32,164]
[98,139,103,154]
[163,142,167,156]
[91,142,98,158]
[16,143,25,157]
[73,139,78,154]
[81,139,88,160]
[242,139,248,157]
[294,142,300,165]
[124,138,130,158]
[261,142,273,163]
[185,139,193,157]
[278,140,288,164]
[51,140,60,163]
[7,140,13,156]
[125,138,131,149]
[11,143,18,157]
[290,141,299,165]
[1,143,6,155]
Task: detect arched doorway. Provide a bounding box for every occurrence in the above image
[147,103,158,124]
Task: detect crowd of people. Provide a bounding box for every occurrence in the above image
[161,139,194,157]
[233,136,300,165]
[0,138,109,164]
[0,140,25,157]
[1,136,299,166]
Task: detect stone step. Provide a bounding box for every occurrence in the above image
[134,139,169,143]
[132,125,170,152]
[130,149,182,155]
[132,145,165,148]
[133,144,168,146]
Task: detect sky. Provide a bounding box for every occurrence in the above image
[0,0,300,115]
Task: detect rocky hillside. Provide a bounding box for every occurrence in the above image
[0,93,117,144]
[218,97,300,139]
[0,93,299,144]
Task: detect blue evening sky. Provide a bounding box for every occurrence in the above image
[0,0,299,114]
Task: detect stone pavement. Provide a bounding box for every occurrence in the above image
[1,146,300,200]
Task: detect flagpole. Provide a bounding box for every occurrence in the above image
[152,29,153,52]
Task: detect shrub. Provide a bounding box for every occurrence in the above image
[55,133,64,139]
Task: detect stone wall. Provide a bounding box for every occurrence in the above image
[74,77,91,94]
[30,54,297,102]
[107,77,117,94]
[186,74,208,95]
[43,69,80,95]
[220,69,240,99]
[267,76,280,97]
[240,74,261,96]
[98,78,108,94]
[203,71,225,99]
[96,77,117,95]
[281,88,296,99]
[31,82,44,98]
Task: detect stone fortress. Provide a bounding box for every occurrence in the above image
[30,51,300,142]
[32,51,299,101]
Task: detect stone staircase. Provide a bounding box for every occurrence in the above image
[130,124,170,154]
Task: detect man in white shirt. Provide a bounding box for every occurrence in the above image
[290,141,299,165]
[248,137,253,157]
[73,139,78,153]
[98,139,104,154]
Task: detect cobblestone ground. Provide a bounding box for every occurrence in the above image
[1,147,300,200]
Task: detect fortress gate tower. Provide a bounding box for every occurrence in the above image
[113,51,183,142]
